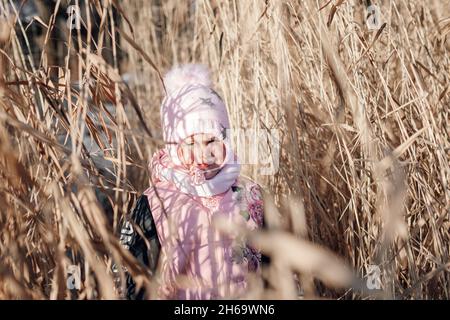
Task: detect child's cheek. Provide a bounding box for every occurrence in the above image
[213,143,226,165]
[178,146,194,166]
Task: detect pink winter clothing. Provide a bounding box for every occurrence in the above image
[144,174,264,299]
[144,64,264,299]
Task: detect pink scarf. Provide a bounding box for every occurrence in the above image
[144,148,264,299]
[149,147,241,199]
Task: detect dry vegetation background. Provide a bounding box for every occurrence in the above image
[0,0,449,299]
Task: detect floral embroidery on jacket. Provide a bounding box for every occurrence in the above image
[248,200,264,227]
[229,179,264,272]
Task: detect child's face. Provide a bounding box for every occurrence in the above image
[177,133,226,179]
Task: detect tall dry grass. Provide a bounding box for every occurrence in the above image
[0,0,449,299]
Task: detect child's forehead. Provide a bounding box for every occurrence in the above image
[184,133,217,141]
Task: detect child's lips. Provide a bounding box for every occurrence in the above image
[194,163,221,172]
[196,164,210,170]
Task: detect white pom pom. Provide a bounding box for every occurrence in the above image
[163,64,212,95]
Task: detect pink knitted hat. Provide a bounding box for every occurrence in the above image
[160,64,234,166]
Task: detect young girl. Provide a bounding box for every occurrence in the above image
[117,64,268,300]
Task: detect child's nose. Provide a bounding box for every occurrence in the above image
[193,145,214,165]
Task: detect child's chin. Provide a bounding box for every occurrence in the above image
[204,169,221,180]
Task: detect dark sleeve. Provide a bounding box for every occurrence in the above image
[261,214,271,267]
[259,208,271,290]
[117,194,161,300]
